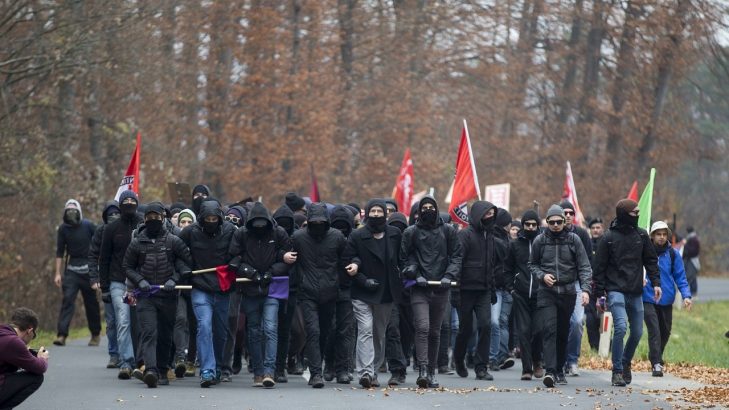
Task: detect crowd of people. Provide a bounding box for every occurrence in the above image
[22,185,696,401]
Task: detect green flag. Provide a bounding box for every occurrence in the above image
[637,168,656,231]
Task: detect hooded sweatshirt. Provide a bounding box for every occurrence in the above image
[504,210,541,298]
[56,199,97,271]
[330,205,355,295]
[89,201,120,284]
[273,205,295,237]
[99,193,143,291]
[457,201,500,291]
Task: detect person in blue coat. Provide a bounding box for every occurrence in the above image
[643,221,692,377]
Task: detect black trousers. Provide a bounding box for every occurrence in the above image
[173,290,197,362]
[512,292,543,373]
[0,372,43,410]
[301,298,336,376]
[56,270,101,337]
[275,291,298,372]
[538,290,574,376]
[454,290,491,371]
[438,299,452,368]
[136,295,176,373]
[324,297,354,374]
[584,293,601,351]
[385,304,407,373]
[644,303,673,366]
[411,288,449,368]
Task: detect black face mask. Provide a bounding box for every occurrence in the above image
[145,219,163,237]
[308,223,329,239]
[63,210,80,226]
[106,212,120,224]
[192,196,206,214]
[420,209,438,225]
[276,218,294,235]
[331,221,352,237]
[203,220,219,235]
[250,220,269,238]
[480,216,495,231]
[390,221,407,233]
[367,216,387,233]
[120,203,137,218]
[617,210,639,228]
[524,229,539,240]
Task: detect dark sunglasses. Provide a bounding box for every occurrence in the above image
[564,211,575,216]
[547,219,564,226]
[225,215,241,224]
[523,222,538,228]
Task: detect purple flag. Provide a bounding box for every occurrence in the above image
[268,276,289,300]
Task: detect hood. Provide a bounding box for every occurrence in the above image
[102,200,120,224]
[227,205,247,226]
[364,199,387,223]
[388,212,408,227]
[307,203,330,225]
[408,201,420,226]
[64,199,83,220]
[273,205,294,222]
[178,208,197,224]
[192,184,211,199]
[418,196,438,216]
[495,208,512,228]
[330,205,355,229]
[468,200,497,231]
[245,202,274,230]
[198,200,224,224]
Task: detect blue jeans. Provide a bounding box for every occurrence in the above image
[242,295,279,376]
[490,290,512,363]
[104,301,118,358]
[489,291,502,361]
[110,282,134,369]
[608,291,644,372]
[566,283,585,366]
[191,289,230,374]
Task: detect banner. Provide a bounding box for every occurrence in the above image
[638,169,656,231]
[114,132,141,201]
[310,164,320,203]
[392,149,414,216]
[448,119,481,225]
[627,180,639,202]
[485,183,510,211]
[561,161,585,226]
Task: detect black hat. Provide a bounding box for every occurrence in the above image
[285,192,306,212]
[495,208,512,227]
[145,201,166,216]
[588,217,603,228]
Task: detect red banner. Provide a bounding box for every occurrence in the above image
[448,120,481,226]
[114,132,141,201]
[392,149,414,216]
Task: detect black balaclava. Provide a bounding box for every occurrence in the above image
[250,218,270,238]
[616,199,639,228]
[118,190,139,221]
[273,205,295,236]
[387,212,408,233]
[308,222,328,239]
[144,202,166,238]
[330,204,354,238]
[521,209,540,241]
[191,184,211,215]
[408,201,420,226]
[306,203,330,239]
[63,209,81,226]
[365,199,388,234]
[417,197,439,228]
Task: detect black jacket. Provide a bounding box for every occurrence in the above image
[88,201,119,284]
[593,220,659,296]
[291,203,346,303]
[123,224,191,293]
[330,205,355,294]
[528,228,592,295]
[179,201,236,293]
[56,219,96,268]
[568,224,593,264]
[457,201,501,292]
[400,196,462,282]
[505,230,539,299]
[228,202,292,297]
[99,213,143,292]
[344,224,403,304]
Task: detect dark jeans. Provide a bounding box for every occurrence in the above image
[222,291,243,372]
[410,287,449,368]
[538,289,574,376]
[56,270,101,337]
[0,372,44,410]
[454,290,491,371]
[438,300,452,367]
[324,298,354,375]
[512,292,543,374]
[584,293,600,351]
[173,291,197,362]
[301,298,336,376]
[644,303,673,366]
[275,291,298,373]
[385,304,407,373]
[136,295,176,374]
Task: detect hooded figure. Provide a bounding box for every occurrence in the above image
[387,212,408,233]
[191,184,212,215]
[225,205,247,228]
[408,201,420,226]
[273,205,296,236]
[331,205,355,238]
[89,201,120,286]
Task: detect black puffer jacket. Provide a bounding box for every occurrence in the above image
[400,196,462,282]
[99,212,143,292]
[179,201,236,293]
[593,219,659,296]
[505,229,539,299]
[291,203,346,303]
[528,228,592,295]
[457,201,500,292]
[123,224,191,293]
[228,202,291,297]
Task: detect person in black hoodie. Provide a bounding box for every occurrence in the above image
[323,205,356,385]
[123,202,192,388]
[453,201,501,381]
[228,202,293,388]
[89,201,121,368]
[343,199,403,388]
[291,203,347,388]
[99,190,144,379]
[528,205,592,388]
[593,199,660,387]
[400,196,463,388]
[489,208,514,371]
[53,199,100,347]
[179,200,236,388]
[504,209,543,380]
[191,184,211,215]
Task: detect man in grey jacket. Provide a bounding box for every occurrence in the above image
[528,205,591,388]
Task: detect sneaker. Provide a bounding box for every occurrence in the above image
[158,375,170,386]
[652,363,664,377]
[132,366,145,381]
[107,356,120,369]
[262,374,275,388]
[438,365,454,375]
[534,365,545,379]
[499,357,515,370]
[488,361,500,372]
[543,373,555,388]
[513,347,521,359]
[118,367,132,380]
[416,368,428,389]
[465,353,475,369]
[359,373,372,389]
[143,370,159,388]
[185,361,196,378]
[289,361,304,376]
[309,374,324,388]
[200,370,215,388]
[475,367,493,381]
[337,372,351,384]
[611,372,626,387]
[213,369,221,385]
[565,363,580,377]
[221,370,232,382]
[622,364,632,385]
[324,367,335,382]
[371,376,380,387]
[166,369,176,381]
[275,370,289,383]
[521,373,533,381]
[387,372,401,386]
[556,373,568,385]
[53,335,66,346]
[174,360,187,378]
[252,375,264,387]
[88,335,100,346]
[455,359,468,378]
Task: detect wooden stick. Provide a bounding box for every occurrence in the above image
[174,277,252,290]
[426,281,458,286]
[191,267,217,274]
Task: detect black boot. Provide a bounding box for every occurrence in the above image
[416,364,428,388]
[427,366,439,388]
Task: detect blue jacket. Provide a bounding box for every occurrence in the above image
[642,244,691,305]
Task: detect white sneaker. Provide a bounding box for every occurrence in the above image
[565,363,579,377]
[652,363,664,377]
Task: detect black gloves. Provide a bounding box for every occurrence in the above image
[403,265,418,280]
[101,292,111,304]
[491,292,498,305]
[364,278,380,291]
[138,279,151,292]
[163,279,176,292]
[260,272,273,287]
[415,276,428,287]
[228,256,241,273]
[440,278,451,288]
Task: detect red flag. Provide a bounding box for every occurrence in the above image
[114,132,141,201]
[561,161,585,226]
[215,265,237,292]
[448,120,481,226]
[309,164,320,203]
[627,180,639,202]
[392,149,414,216]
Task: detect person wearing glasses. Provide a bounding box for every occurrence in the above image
[594,199,660,387]
[528,205,592,389]
[0,307,49,409]
[224,206,246,228]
